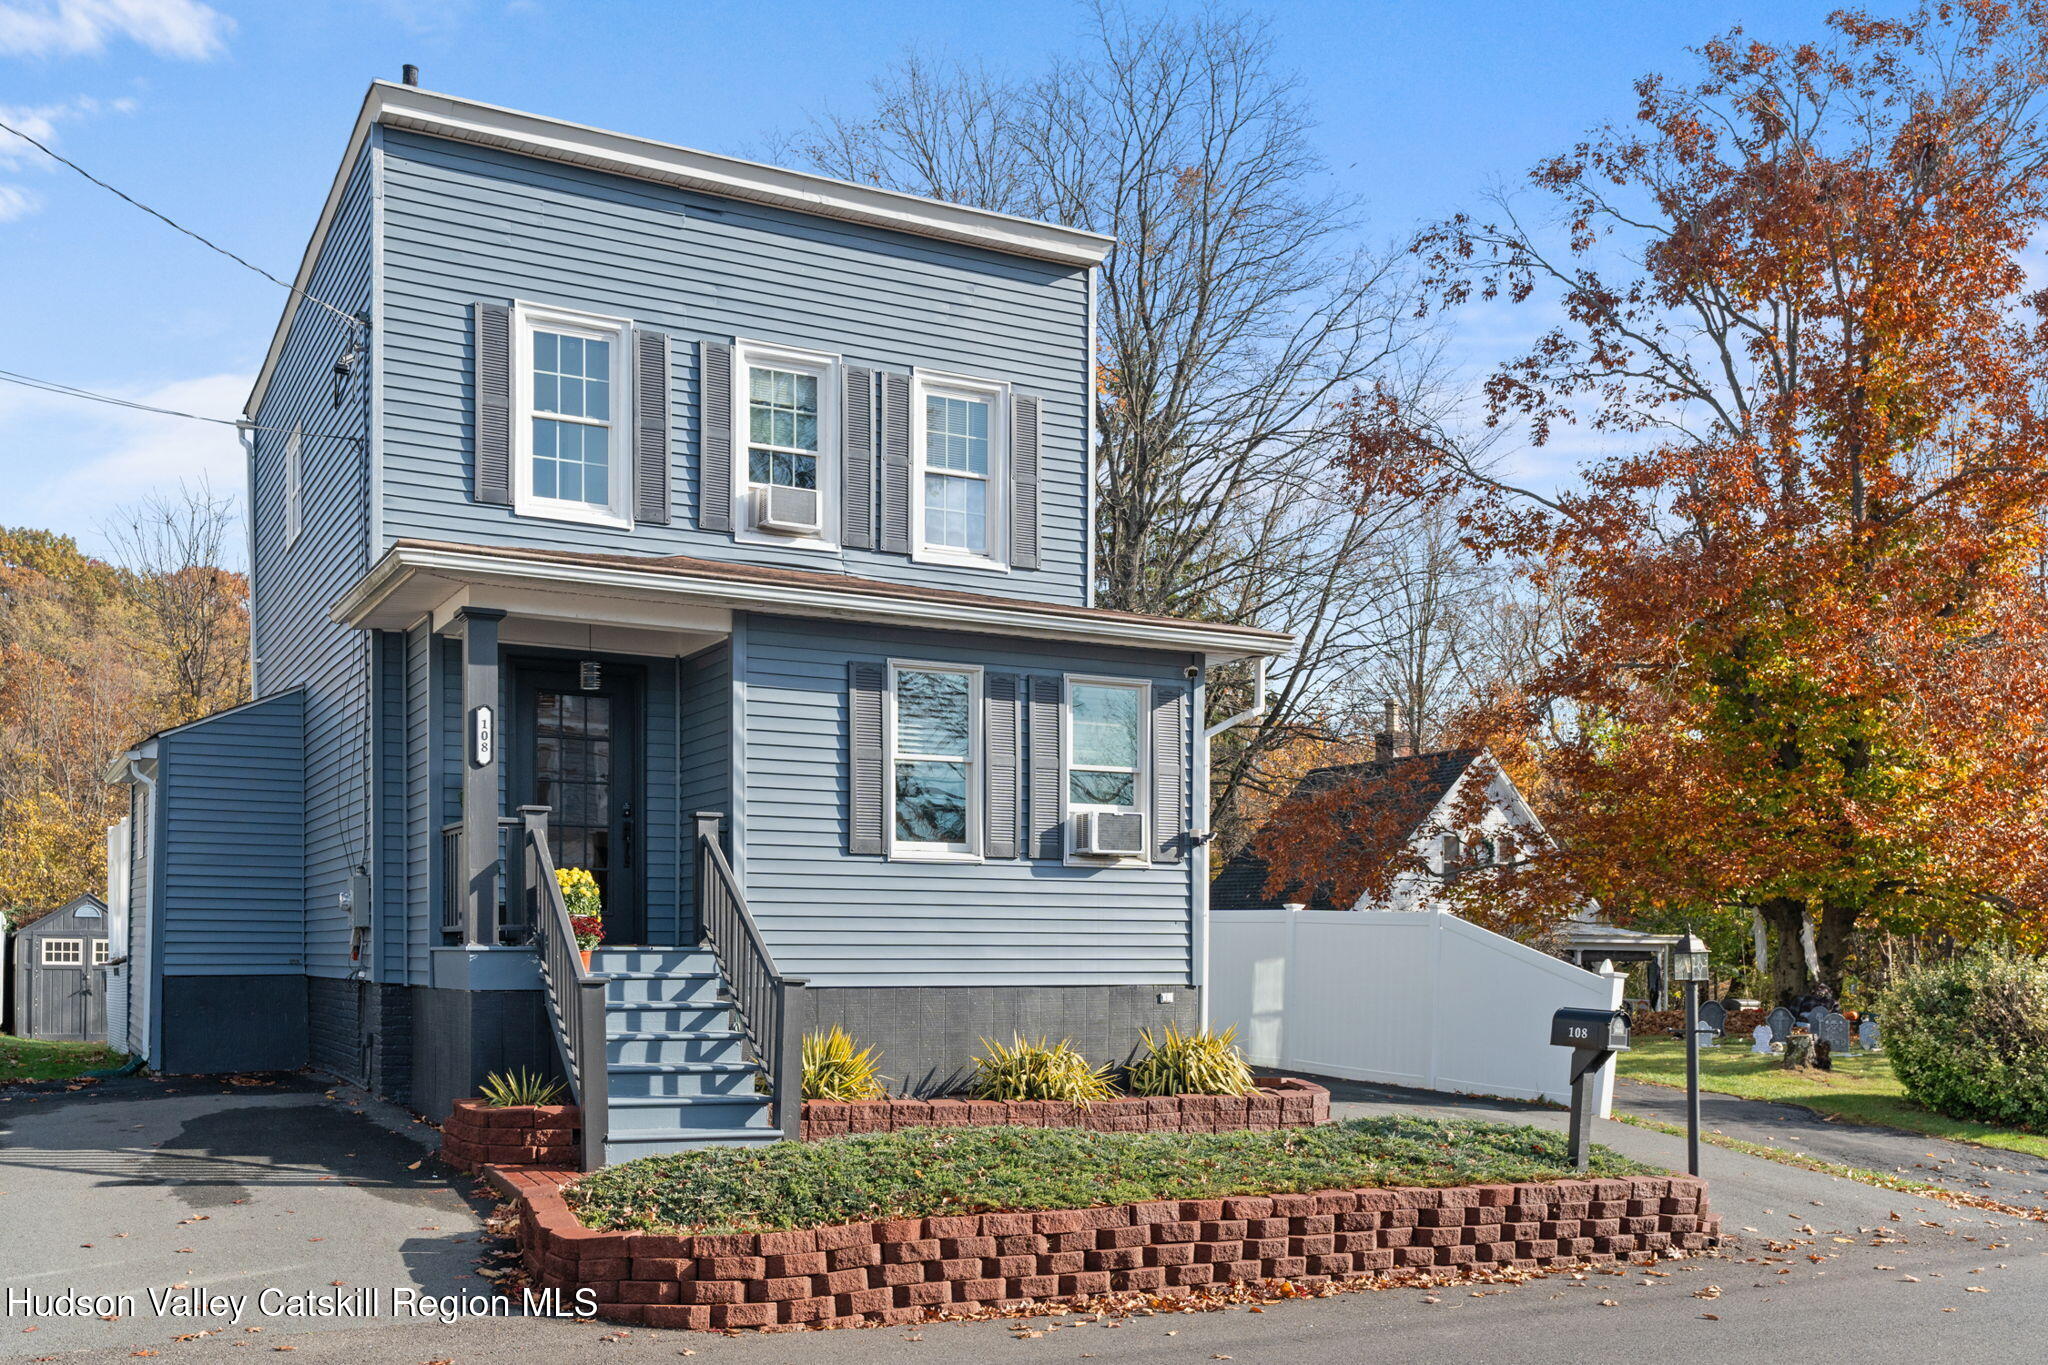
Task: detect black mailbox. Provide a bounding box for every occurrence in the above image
[1551,1008,1630,1053]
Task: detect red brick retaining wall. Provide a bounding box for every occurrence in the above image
[496,1168,1720,1331]
[439,1100,581,1174]
[800,1077,1329,1139]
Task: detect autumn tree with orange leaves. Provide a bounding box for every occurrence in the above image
[1350,4,2048,1004]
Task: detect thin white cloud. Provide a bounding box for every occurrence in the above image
[0,371,251,560]
[0,0,230,60]
[0,94,139,219]
[0,183,37,218]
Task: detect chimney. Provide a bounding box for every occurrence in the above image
[402,64,420,87]
[1374,699,1400,763]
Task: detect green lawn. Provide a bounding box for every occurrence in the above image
[570,1117,1658,1234]
[1614,1035,2048,1160]
[0,1034,126,1083]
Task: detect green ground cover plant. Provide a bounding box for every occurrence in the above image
[567,1116,1656,1234]
[0,1034,125,1083]
[1614,1036,2048,1160]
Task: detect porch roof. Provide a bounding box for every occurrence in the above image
[333,539,1296,662]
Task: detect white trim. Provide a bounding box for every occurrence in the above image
[245,81,1113,420]
[911,368,1009,574]
[93,939,112,965]
[733,340,840,552]
[510,299,634,530]
[885,660,984,862]
[1061,673,1150,868]
[41,938,83,966]
[1084,263,1099,607]
[336,542,1296,661]
[284,424,304,548]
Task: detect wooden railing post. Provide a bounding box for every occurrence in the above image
[776,978,808,1138]
[515,805,548,935]
[693,810,723,947]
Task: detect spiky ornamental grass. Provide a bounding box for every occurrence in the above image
[566,1117,1658,1234]
[966,1035,1118,1103]
[479,1068,565,1107]
[1125,1023,1257,1097]
[801,1026,887,1101]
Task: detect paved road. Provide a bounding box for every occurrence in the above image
[5,1073,2046,1363]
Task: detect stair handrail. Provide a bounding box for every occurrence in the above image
[521,805,609,1171]
[694,811,807,1138]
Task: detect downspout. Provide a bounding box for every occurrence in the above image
[1192,657,1270,1028]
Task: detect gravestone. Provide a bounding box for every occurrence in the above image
[1767,1006,1796,1043]
[1752,1024,1775,1055]
[1699,1000,1728,1037]
[1817,1013,1852,1055]
[1858,1018,1880,1051]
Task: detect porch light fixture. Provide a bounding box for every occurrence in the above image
[1672,931,1711,985]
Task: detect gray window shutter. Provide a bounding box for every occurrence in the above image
[986,673,1023,859]
[1010,392,1042,569]
[842,366,876,550]
[880,371,912,554]
[633,328,672,525]
[1027,674,1065,860]
[699,340,735,532]
[1150,683,1190,863]
[473,302,513,506]
[848,660,886,856]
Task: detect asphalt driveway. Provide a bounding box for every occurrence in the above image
[5,1070,2047,1363]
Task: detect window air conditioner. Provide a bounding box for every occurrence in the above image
[1072,810,1146,858]
[754,484,822,535]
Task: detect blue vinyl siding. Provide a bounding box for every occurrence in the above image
[374,130,1091,605]
[249,145,376,981]
[158,693,306,975]
[737,615,1196,987]
[676,638,734,939]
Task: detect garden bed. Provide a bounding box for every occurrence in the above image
[799,1076,1329,1139]
[492,1119,1711,1330]
[439,1098,581,1173]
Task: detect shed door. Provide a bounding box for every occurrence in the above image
[31,938,96,1042]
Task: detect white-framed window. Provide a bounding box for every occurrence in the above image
[512,300,633,529]
[736,340,839,550]
[41,938,82,966]
[912,371,1007,570]
[284,424,303,548]
[1064,676,1147,861]
[886,660,982,860]
[92,939,111,965]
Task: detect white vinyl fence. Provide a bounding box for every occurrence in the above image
[1209,908,1623,1113]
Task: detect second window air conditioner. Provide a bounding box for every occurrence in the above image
[754,484,821,535]
[1072,810,1146,858]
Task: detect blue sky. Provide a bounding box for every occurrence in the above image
[0,0,1857,561]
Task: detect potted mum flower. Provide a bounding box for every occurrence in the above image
[556,866,604,969]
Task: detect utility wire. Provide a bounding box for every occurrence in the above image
[0,366,362,447]
[0,114,364,333]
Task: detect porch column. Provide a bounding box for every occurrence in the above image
[459,607,506,946]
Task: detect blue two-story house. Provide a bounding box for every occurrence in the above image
[108,78,1290,1164]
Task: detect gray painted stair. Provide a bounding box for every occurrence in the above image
[587,946,780,1163]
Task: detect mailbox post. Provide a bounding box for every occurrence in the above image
[1551,1007,1630,1171]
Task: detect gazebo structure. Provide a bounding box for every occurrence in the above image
[1554,916,1683,1009]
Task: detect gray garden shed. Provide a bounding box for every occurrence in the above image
[9,894,110,1042]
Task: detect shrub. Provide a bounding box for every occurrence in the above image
[801,1026,886,1101]
[1879,951,2048,1132]
[566,1117,1659,1233]
[1125,1023,1256,1096]
[480,1068,565,1108]
[966,1035,1117,1103]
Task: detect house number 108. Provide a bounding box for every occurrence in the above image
[470,705,494,767]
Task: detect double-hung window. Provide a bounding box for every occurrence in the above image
[913,372,1006,569]
[1066,678,1146,860]
[888,662,981,859]
[513,302,632,528]
[736,341,837,547]
[42,938,82,966]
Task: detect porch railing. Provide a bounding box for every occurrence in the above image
[519,805,609,1171]
[695,811,806,1138]
[439,816,528,945]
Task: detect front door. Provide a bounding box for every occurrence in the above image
[513,661,644,945]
